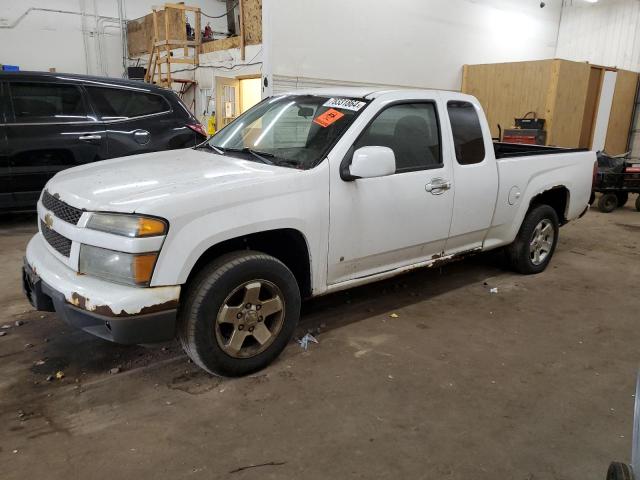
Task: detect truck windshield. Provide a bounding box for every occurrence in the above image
[207,95,368,169]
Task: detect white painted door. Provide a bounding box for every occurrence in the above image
[592,71,617,152]
[215,76,240,131]
[440,95,499,255]
[327,97,455,284]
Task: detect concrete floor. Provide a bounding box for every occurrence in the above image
[1,203,640,479]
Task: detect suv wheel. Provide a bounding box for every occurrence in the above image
[507,205,559,274]
[178,251,301,376]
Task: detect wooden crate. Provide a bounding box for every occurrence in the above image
[130,0,262,57]
[127,8,186,57]
[462,59,639,154]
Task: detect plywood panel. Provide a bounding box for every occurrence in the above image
[546,59,590,147]
[462,60,554,139]
[605,69,639,155]
[242,0,262,45]
[127,8,186,57]
[201,36,241,54]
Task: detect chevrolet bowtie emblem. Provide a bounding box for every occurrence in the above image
[44,213,54,229]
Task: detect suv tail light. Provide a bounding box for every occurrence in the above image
[187,123,208,137]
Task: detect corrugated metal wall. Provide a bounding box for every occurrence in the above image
[556,0,640,71]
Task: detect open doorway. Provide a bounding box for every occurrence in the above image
[240,77,262,113]
[215,75,262,131]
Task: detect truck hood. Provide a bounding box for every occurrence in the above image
[46,148,301,214]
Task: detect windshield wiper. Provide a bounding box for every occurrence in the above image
[225,147,276,165]
[198,143,225,155]
[208,146,301,168]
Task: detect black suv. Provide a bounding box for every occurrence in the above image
[0,71,207,211]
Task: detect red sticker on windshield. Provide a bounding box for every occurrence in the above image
[313,108,344,128]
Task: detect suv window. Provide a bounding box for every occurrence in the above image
[10,82,89,123]
[354,102,441,173]
[86,87,169,120]
[447,101,486,165]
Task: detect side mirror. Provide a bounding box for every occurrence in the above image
[348,146,396,179]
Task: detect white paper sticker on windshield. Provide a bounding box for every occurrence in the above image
[323,98,366,111]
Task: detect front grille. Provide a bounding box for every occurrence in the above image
[41,190,83,225]
[41,221,72,257]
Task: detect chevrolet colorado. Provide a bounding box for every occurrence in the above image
[23,88,595,376]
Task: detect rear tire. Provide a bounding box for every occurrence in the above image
[598,193,618,213]
[507,205,559,274]
[616,192,629,208]
[178,251,301,377]
[635,195,640,212]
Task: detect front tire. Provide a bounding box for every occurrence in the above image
[507,205,559,274]
[178,251,301,377]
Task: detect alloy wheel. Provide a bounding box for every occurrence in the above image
[529,219,555,266]
[215,280,285,358]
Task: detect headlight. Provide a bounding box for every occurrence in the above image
[86,213,167,237]
[79,244,158,286]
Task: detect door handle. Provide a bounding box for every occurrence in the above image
[425,178,452,195]
[78,134,102,142]
[133,130,151,145]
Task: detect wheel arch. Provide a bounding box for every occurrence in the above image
[528,185,570,225]
[182,228,313,299]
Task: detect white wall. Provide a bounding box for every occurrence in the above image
[0,0,228,78]
[556,0,640,72]
[193,44,262,117]
[195,44,262,89]
[263,0,563,92]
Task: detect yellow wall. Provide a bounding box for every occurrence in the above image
[240,78,262,113]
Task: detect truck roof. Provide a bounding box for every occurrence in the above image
[280,87,460,100]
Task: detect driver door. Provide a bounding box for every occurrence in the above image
[327,97,454,284]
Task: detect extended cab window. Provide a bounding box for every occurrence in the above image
[86,87,169,120]
[447,101,486,165]
[10,82,89,123]
[354,102,441,173]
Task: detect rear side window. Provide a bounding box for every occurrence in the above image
[86,87,169,120]
[447,101,485,165]
[354,102,441,173]
[10,82,89,123]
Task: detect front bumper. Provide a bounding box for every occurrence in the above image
[24,234,181,344]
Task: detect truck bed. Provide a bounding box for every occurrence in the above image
[494,142,586,159]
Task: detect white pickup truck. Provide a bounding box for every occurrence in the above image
[23,88,595,376]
